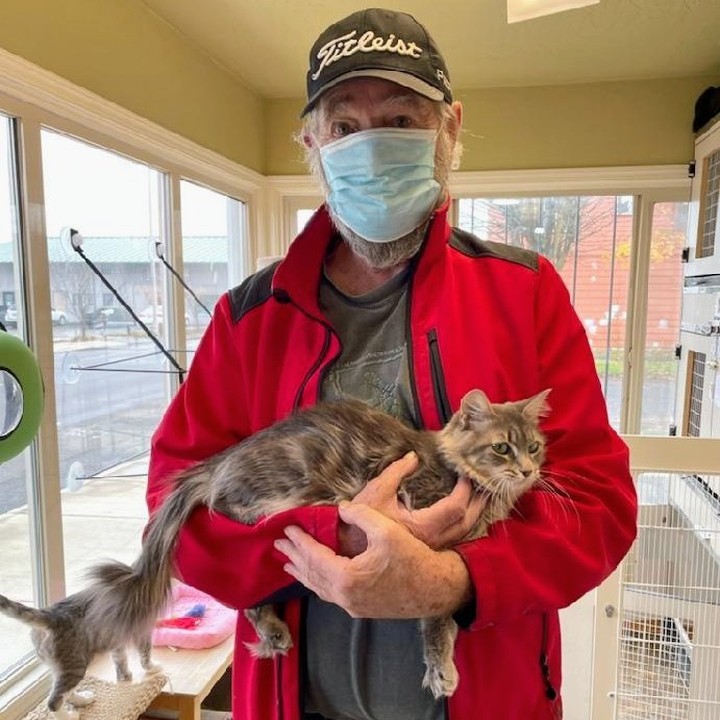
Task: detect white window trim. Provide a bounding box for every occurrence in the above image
[0,47,269,719]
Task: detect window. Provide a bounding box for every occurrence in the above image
[179,179,247,347]
[41,130,171,590]
[0,63,258,717]
[0,114,36,683]
[457,195,635,429]
[640,202,688,435]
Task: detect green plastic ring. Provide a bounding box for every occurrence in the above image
[0,330,45,463]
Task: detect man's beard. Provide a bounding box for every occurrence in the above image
[310,130,454,270]
[325,208,429,270]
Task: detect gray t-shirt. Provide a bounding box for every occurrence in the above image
[302,268,444,720]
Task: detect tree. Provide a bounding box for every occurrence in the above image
[49,259,96,338]
[458,196,619,271]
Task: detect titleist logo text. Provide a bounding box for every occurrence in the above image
[312,30,423,81]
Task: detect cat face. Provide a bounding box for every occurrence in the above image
[440,389,549,501]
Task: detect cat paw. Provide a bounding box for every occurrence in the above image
[68,689,95,706]
[422,661,459,699]
[116,671,133,684]
[243,630,293,658]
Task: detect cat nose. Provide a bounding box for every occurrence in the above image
[521,469,533,478]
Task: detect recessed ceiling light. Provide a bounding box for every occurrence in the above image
[507,0,600,24]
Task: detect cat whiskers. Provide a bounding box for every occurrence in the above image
[535,472,581,529]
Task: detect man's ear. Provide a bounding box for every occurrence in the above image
[447,101,463,144]
[302,132,316,149]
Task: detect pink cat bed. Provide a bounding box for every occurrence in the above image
[152,581,237,649]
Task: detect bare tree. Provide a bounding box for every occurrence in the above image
[459,196,619,271]
[49,259,96,338]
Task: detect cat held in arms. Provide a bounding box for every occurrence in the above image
[0,388,550,715]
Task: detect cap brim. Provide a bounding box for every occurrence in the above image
[301,69,445,117]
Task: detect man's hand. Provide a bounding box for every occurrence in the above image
[275,502,474,618]
[338,451,487,556]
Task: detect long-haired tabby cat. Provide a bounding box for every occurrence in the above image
[0,388,549,710]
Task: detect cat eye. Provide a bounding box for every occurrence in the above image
[528,441,540,454]
[491,442,511,456]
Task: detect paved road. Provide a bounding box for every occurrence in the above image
[0,334,183,513]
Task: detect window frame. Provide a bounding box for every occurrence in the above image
[0,49,264,716]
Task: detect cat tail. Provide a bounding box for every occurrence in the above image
[85,468,211,639]
[0,593,51,629]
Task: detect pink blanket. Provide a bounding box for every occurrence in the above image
[152,581,237,649]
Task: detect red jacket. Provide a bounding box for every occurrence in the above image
[147,202,637,720]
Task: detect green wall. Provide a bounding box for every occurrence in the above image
[0,0,265,172]
[265,76,717,175]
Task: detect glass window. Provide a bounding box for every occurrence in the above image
[458,196,632,428]
[296,208,314,233]
[179,180,247,348]
[0,115,36,681]
[641,202,688,435]
[41,129,172,591]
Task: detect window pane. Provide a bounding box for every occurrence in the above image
[0,115,35,680]
[641,202,687,435]
[180,180,247,347]
[458,196,630,429]
[41,130,171,590]
[296,208,314,233]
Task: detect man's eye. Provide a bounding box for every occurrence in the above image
[392,115,413,129]
[491,442,511,456]
[331,122,356,137]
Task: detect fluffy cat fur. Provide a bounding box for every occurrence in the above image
[0,388,549,707]
[0,588,161,720]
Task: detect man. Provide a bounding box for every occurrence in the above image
[147,8,637,720]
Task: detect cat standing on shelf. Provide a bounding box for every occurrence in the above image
[0,588,161,720]
[86,387,550,699]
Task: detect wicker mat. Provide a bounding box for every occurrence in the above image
[21,673,167,720]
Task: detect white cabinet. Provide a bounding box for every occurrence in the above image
[677,118,720,437]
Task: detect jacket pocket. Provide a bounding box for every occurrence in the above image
[427,329,452,424]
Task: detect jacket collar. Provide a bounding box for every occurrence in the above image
[272,200,452,313]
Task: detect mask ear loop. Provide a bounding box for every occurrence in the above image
[0,329,45,463]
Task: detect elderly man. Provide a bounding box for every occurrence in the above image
[147,8,637,720]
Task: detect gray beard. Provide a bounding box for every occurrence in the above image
[326,205,430,270]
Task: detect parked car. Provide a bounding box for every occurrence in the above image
[4,304,17,327]
[138,304,192,326]
[84,306,136,329]
[3,305,71,327]
[51,307,67,325]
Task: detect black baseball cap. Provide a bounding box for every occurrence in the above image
[302,8,453,117]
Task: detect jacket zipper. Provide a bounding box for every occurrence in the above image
[427,329,453,425]
[293,324,333,412]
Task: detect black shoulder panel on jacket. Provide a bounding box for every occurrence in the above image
[227,261,279,324]
[449,227,539,272]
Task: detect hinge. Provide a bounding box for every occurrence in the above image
[681,247,690,263]
[674,344,682,360]
[669,424,677,437]
[688,160,696,178]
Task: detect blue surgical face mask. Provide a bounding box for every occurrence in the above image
[319,128,441,243]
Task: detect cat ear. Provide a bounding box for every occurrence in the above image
[459,389,495,428]
[521,389,551,421]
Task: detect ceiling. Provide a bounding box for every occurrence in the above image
[139,0,720,100]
